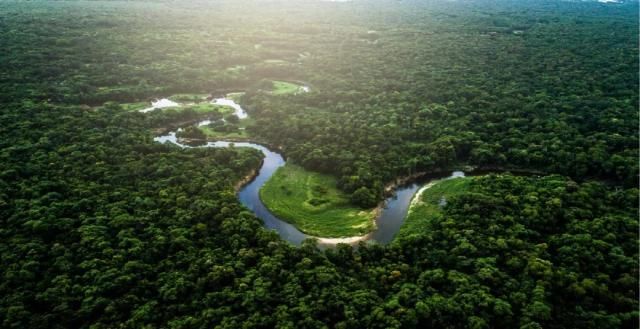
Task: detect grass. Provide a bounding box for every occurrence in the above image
[119,101,149,111]
[226,92,245,102]
[199,117,254,139]
[396,177,472,241]
[260,164,376,237]
[117,94,213,112]
[271,81,305,95]
[145,103,231,114]
[185,103,234,114]
[168,93,209,102]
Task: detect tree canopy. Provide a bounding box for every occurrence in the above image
[0,0,637,328]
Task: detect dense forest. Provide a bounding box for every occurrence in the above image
[0,0,637,328]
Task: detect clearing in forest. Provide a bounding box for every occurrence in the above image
[260,164,376,237]
[271,81,308,95]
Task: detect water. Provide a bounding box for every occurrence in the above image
[155,125,465,246]
[368,171,465,244]
[154,132,306,244]
[139,98,181,113]
[234,144,308,244]
[138,96,248,120]
[211,98,248,119]
[151,90,468,246]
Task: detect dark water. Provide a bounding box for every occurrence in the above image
[369,170,464,244]
[154,129,307,244]
[155,120,463,246]
[233,143,309,244]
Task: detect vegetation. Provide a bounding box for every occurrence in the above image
[271,81,306,95]
[118,101,149,112]
[0,0,637,328]
[391,174,638,329]
[176,125,207,140]
[168,93,209,102]
[225,92,245,103]
[199,117,254,140]
[186,103,233,114]
[398,176,472,240]
[260,164,375,237]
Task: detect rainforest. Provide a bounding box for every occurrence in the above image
[0,0,638,328]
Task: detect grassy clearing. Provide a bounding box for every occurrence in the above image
[117,94,214,112]
[168,93,209,102]
[119,101,149,111]
[271,81,304,95]
[185,103,234,114]
[148,103,231,114]
[199,126,248,139]
[226,92,245,102]
[260,164,376,237]
[396,177,472,240]
[199,117,254,139]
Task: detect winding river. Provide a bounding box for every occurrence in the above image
[153,96,464,246]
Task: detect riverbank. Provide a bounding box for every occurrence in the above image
[409,181,440,207]
[314,233,372,245]
[234,164,262,192]
[470,165,546,177]
[396,176,472,241]
[174,135,287,160]
[153,118,208,135]
[381,169,460,196]
[259,164,376,238]
[151,95,558,247]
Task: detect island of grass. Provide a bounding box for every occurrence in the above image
[189,103,234,114]
[225,92,245,102]
[142,102,234,116]
[396,176,472,241]
[117,101,149,111]
[168,93,209,102]
[271,81,308,95]
[260,164,376,237]
[116,93,228,113]
[199,116,254,139]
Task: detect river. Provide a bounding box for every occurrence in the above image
[153,95,465,246]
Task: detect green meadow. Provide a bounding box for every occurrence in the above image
[271,81,305,95]
[260,164,375,237]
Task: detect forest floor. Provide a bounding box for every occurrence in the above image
[396,177,472,240]
[260,164,376,237]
